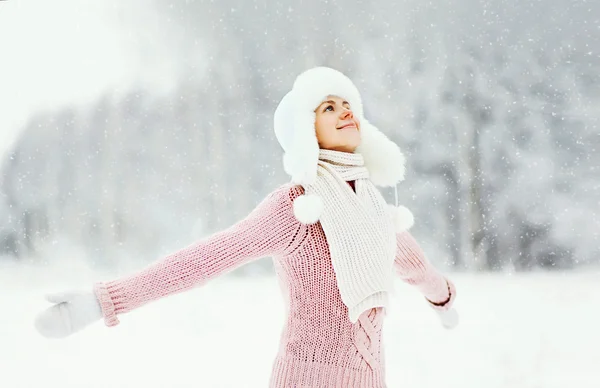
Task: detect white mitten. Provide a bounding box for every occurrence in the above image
[436,307,459,329]
[34,289,103,338]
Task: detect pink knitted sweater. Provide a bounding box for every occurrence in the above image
[94,183,456,388]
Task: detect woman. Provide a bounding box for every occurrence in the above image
[35,67,458,387]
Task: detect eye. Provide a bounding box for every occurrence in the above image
[323,105,334,112]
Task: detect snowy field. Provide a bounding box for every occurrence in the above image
[1,263,599,388]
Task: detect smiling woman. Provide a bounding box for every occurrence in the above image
[34,66,458,388]
[314,96,362,152]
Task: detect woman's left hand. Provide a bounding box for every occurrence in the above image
[436,307,459,329]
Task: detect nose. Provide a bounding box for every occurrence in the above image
[340,107,354,120]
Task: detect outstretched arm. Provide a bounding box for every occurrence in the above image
[94,184,304,327]
[393,231,456,311]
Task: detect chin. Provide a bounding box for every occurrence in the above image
[338,141,361,153]
[341,134,361,149]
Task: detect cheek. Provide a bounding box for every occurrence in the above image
[315,115,338,140]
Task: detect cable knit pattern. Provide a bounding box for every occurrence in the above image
[93,183,455,387]
[352,307,385,370]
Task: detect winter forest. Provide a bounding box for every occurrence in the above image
[1,1,599,387]
[1,1,598,273]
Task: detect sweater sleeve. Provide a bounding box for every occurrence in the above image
[93,184,301,327]
[393,231,456,311]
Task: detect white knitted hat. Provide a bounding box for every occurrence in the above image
[274,66,414,231]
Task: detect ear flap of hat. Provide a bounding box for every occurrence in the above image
[274,89,320,186]
[357,119,406,187]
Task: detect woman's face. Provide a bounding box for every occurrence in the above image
[314,95,361,153]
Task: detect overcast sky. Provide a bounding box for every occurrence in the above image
[0,0,188,165]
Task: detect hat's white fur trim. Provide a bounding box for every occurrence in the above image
[356,119,406,187]
[274,66,406,188]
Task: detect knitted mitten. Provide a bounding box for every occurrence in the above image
[34,289,102,338]
[435,307,459,329]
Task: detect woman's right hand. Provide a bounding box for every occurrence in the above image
[34,289,103,338]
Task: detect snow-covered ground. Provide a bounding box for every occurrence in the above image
[1,263,599,388]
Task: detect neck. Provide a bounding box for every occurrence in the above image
[347,180,356,192]
[320,147,355,154]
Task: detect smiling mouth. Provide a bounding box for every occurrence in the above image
[337,123,357,130]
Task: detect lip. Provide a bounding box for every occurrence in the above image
[337,122,357,130]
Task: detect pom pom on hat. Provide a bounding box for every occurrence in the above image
[293,194,324,224]
[389,204,414,232]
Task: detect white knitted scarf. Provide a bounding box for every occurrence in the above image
[303,148,397,323]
